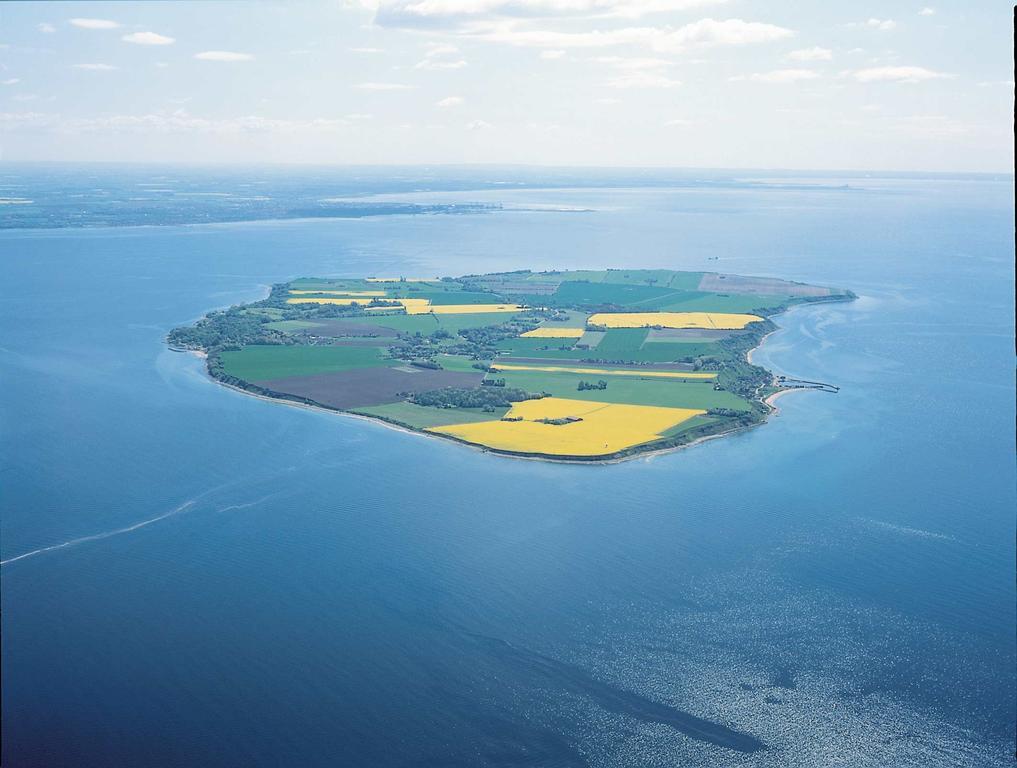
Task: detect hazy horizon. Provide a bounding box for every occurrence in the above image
[2,159,1012,176]
[1,1,1012,172]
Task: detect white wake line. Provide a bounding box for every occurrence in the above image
[1,494,278,567]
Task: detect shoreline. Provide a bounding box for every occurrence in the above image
[177,289,850,465]
[191,317,791,466]
[209,373,756,465]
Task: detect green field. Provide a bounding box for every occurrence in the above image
[489,369,752,411]
[496,337,593,359]
[353,402,510,429]
[220,345,391,381]
[593,328,649,355]
[496,331,718,362]
[546,281,677,307]
[653,292,792,313]
[659,414,720,438]
[436,354,488,372]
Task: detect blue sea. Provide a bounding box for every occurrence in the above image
[1,167,1014,767]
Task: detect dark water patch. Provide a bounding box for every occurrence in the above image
[770,668,796,690]
[465,632,766,753]
[404,689,590,768]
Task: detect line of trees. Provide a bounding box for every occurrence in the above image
[410,386,540,409]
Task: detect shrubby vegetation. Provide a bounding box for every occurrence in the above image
[168,307,287,351]
[410,387,540,409]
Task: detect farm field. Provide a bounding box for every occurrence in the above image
[353,402,511,429]
[487,369,750,410]
[172,268,853,460]
[588,312,764,330]
[429,398,706,457]
[220,345,391,381]
[491,364,717,380]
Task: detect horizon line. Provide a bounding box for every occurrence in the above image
[0,160,1012,177]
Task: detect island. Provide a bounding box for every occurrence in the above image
[169,269,854,462]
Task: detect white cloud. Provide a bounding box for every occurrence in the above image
[155,62,170,68]
[473,17,793,53]
[415,43,467,69]
[436,95,464,107]
[607,71,681,88]
[787,46,831,61]
[38,23,56,34]
[664,118,691,126]
[372,0,729,27]
[852,65,952,83]
[0,111,54,129]
[466,119,492,129]
[350,47,385,53]
[415,58,468,69]
[595,97,621,104]
[123,32,175,46]
[2,78,20,85]
[657,17,793,50]
[424,43,460,56]
[598,0,728,19]
[594,55,670,69]
[595,56,680,87]
[345,112,374,119]
[540,49,566,59]
[194,51,254,62]
[72,63,118,71]
[732,68,819,83]
[918,7,935,16]
[355,81,412,90]
[69,18,121,30]
[850,18,895,31]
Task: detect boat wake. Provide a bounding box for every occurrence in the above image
[1,492,280,567]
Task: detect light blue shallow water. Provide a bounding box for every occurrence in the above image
[1,173,1014,766]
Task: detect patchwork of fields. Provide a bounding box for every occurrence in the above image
[172,269,853,460]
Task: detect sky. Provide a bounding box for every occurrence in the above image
[0,1,1012,171]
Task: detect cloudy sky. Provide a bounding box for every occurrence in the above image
[0,1,1012,170]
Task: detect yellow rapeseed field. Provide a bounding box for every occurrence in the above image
[286,297,375,305]
[429,304,527,315]
[364,298,433,314]
[520,327,585,338]
[429,397,704,456]
[492,364,716,380]
[587,312,763,330]
[288,290,386,297]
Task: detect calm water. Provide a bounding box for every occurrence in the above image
[2,171,1014,766]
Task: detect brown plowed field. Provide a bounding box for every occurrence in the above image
[257,367,485,409]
